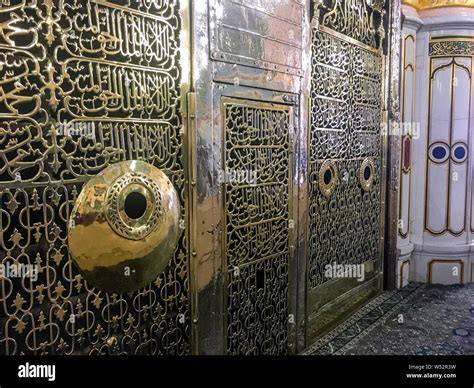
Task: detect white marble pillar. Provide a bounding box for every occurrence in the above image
[399,5,474,285]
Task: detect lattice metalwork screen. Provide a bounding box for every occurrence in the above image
[306,0,385,338]
[223,98,293,355]
[309,29,382,287]
[0,0,189,355]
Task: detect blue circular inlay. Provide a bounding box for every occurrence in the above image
[454,146,466,160]
[432,146,447,160]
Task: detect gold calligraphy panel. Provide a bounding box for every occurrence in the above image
[0,0,189,355]
[307,0,385,339]
[316,0,385,49]
[222,98,292,355]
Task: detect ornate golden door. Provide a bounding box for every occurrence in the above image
[305,0,387,343]
[191,0,303,355]
[0,0,190,355]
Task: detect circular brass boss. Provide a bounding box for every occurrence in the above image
[319,160,338,198]
[68,160,181,293]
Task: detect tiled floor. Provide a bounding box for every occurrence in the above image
[303,283,474,355]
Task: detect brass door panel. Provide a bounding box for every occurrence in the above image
[306,0,386,342]
[222,97,294,355]
[0,0,190,355]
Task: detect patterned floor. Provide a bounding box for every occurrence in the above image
[303,283,474,355]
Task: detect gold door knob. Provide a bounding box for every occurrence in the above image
[68,160,181,293]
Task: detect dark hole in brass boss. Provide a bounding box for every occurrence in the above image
[124,191,148,220]
[364,166,371,181]
[323,169,332,185]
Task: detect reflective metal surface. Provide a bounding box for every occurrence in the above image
[222,97,294,355]
[384,0,402,290]
[0,0,395,355]
[0,0,191,355]
[319,160,339,198]
[68,161,181,294]
[315,0,386,48]
[191,0,304,355]
[306,0,387,341]
[210,0,304,76]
